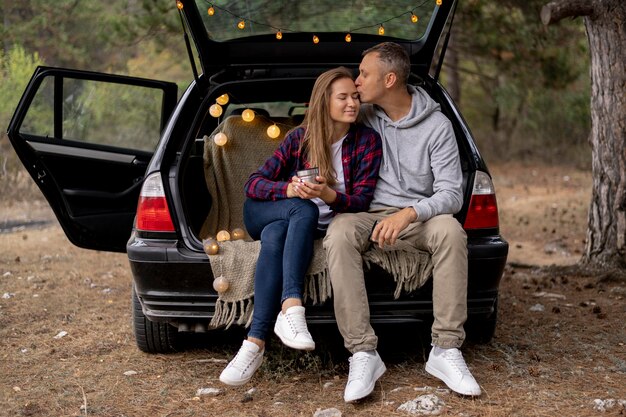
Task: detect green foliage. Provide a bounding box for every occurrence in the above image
[0,45,45,132]
[448,0,591,166]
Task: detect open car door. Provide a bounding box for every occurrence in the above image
[6,67,178,253]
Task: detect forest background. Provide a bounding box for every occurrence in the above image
[0,0,590,200]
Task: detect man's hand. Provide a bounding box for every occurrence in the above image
[371,208,417,247]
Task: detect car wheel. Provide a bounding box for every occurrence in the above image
[132,286,180,353]
[465,296,498,344]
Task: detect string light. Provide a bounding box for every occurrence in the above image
[241,109,255,122]
[176,0,183,10]
[196,0,435,39]
[204,238,219,255]
[217,230,231,241]
[213,132,228,146]
[267,124,281,139]
[209,103,223,118]
[231,228,246,240]
[216,93,229,105]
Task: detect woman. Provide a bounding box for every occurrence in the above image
[219,67,382,386]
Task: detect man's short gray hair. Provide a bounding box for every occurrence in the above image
[363,42,410,85]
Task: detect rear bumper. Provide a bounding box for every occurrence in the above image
[128,234,508,328]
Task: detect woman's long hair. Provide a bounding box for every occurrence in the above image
[300,67,355,187]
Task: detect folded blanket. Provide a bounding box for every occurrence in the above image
[206,238,432,328]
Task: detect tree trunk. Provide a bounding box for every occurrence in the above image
[542,0,626,268]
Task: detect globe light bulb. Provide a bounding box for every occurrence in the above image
[216,230,231,241]
[241,109,255,122]
[216,93,229,105]
[208,6,215,15]
[378,25,385,35]
[176,0,183,10]
[231,228,246,240]
[411,14,418,23]
[238,20,245,30]
[267,124,281,139]
[203,238,219,255]
[209,103,223,118]
[276,31,283,40]
[213,132,228,146]
[436,0,442,5]
[345,33,352,43]
[313,35,320,44]
[213,276,230,293]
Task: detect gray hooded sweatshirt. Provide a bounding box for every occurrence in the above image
[361,85,463,222]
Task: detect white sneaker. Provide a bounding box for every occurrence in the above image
[425,347,481,396]
[344,350,387,402]
[273,306,315,350]
[219,340,264,386]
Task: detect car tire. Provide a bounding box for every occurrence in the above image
[465,296,498,344]
[132,286,180,353]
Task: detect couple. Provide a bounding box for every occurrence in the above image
[219,42,481,401]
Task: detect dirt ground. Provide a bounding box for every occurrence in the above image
[1,162,625,417]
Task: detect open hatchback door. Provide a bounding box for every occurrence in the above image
[6,67,177,252]
[178,0,456,80]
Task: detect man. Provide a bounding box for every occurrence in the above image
[323,42,481,402]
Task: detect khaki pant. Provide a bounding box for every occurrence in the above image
[323,208,468,353]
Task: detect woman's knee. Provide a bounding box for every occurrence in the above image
[260,221,288,247]
[289,199,319,221]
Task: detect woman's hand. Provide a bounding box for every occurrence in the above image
[290,175,337,204]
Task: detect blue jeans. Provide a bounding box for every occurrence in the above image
[243,197,322,341]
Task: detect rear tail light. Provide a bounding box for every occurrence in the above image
[463,170,500,230]
[135,172,175,232]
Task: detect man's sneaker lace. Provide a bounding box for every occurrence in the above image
[219,340,264,386]
[274,305,315,350]
[343,350,386,402]
[425,347,481,396]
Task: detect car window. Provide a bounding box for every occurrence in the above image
[21,76,164,152]
[194,0,436,42]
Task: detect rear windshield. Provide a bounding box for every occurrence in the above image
[194,0,437,42]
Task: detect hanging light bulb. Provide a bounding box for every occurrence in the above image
[238,20,245,30]
[276,30,283,40]
[207,6,215,16]
[378,25,385,35]
[209,103,223,118]
[216,230,231,241]
[345,33,352,43]
[436,0,442,5]
[216,93,229,105]
[203,238,219,255]
[241,109,255,122]
[231,228,246,240]
[267,124,281,139]
[213,132,228,146]
[411,14,419,23]
[176,0,183,10]
[213,276,230,293]
[313,35,320,44]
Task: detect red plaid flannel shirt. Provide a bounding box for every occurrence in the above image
[244,124,382,213]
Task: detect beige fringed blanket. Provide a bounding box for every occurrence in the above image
[201,115,433,329]
[206,238,433,329]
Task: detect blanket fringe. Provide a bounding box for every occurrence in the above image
[210,297,254,329]
[303,269,332,305]
[364,249,433,299]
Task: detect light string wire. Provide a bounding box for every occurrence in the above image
[199,0,436,36]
